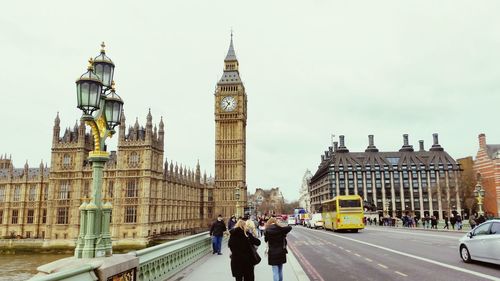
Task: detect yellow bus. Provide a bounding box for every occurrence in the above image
[321,195,364,232]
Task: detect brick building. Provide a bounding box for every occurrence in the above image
[473,133,500,217]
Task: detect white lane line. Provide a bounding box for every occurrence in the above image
[339,246,344,250]
[395,271,408,277]
[316,230,500,281]
[354,253,361,257]
[378,263,388,269]
[365,258,373,262]
[345,249,351,253]
[366,227,460,240]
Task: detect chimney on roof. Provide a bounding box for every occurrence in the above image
[419,140,425,151]
[333,141,338,152]
[429,133,444,151]
[478,133,486,149]
[365,134,379,152]
[328,146,333,153]
[321,155,325,162]
[337,135,349,152]
[403,134,409,146]
[399,134,414,152]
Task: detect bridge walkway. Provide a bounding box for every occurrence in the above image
[171,235,310,281]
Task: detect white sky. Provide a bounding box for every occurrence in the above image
[1,1,500,201]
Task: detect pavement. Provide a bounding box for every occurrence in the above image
[170,234,310,281]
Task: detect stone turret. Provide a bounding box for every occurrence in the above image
[145,109,153,141]
[53,112,60,145]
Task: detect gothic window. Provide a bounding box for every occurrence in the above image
[28,186,36,201]
[82,181,90,198]
[0,210,3,224]
[43,186,48,201]
[56,207,69,224]
[11,209,19,224]
[129,152,140,167]
[124,206,137,223]
[13,186,21,201]
[107,181,114,198]
[62,154,71,169]
[59,181,70,199]
[42,209,47,223]
[27,209,34,224]
[0,186,4,202]
[126,180,138,197]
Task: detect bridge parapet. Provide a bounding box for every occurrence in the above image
[29,231,212,281]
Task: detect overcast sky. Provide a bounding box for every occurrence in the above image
[1,1,500,201]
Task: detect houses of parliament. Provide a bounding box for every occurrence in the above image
[0,36,248,247]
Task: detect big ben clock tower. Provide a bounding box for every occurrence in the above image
[214,34,247,218]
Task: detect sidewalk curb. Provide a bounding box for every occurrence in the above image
[287,244,311,281]
[365,226,468,234]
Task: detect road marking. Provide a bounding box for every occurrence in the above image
[345,249,351,253]
[378,263,388,269]
[288,242,323,281]
[314,229,500,281]
[354,253,361,257]
[339,246,344,250]
[365,258,373,262]
[366,227,460,240]
[395,271,408,277]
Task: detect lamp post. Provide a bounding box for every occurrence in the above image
[235,187,241,218]
[473,173,485,217]
[74,42,124,259]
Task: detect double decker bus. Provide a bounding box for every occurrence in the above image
[321,195,364,232]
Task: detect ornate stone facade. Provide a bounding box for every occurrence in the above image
[0,111,215,247]
[248,188,284,216]
[214,35,248,218]
[298,170,312,211]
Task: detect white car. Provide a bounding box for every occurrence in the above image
[287,217,296,225]
[459,219,500,265]
[309,213,324,229]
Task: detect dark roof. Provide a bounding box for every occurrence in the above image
[218,71,241,84]
[0,168,49,179]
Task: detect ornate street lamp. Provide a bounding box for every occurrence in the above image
[235,187,241,218]
[473,173,485,217]
[74,42,124,259]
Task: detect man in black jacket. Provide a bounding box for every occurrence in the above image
[210,214,227,255]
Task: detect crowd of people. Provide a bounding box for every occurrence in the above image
[364,212,487,230]
[209,214,292,281]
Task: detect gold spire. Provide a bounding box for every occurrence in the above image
[100,41,106,53]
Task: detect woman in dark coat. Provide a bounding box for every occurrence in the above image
[264,217,292,281]
[228,219,261,281]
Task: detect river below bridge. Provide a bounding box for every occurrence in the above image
[0,253,72,281]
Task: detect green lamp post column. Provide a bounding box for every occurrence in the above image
[74,43,124,259]
[474,173,485,217]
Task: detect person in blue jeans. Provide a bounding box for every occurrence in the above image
[210,214,227,255]
[264,217,292,281]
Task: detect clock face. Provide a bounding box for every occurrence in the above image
[221,96,237,112]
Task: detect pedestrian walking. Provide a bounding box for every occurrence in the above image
[450,214,456,230]
[264,217,292,281]
[246,219,257,237]
[228,216,237,230]
[444,216,449,229]
[228,219,261,281]
[469,214,477,229]
[456,214,462,230]
[210,214,227,255]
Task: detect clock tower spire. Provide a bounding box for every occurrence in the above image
[214,33,247,218]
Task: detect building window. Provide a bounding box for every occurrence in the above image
[57,207,69,224]
[11,209,19,224]
[43,186,48,200]
[126,180,138,198]
[59,181,70,199]
[28,186,36,201]
[27,209,34,224]
[124,206,137,223]
[42,209,47,223]
[13,186,21,201]
[82,181,90,198]
[0,186,4,202]
[0,210,3,224]
[129,152,140,167]
[62,154,71,168]
[107,181,114,198]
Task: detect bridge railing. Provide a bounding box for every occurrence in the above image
[29,231,212,281]
[133,231,211,281]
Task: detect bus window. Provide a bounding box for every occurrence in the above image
[339,199,361,208]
